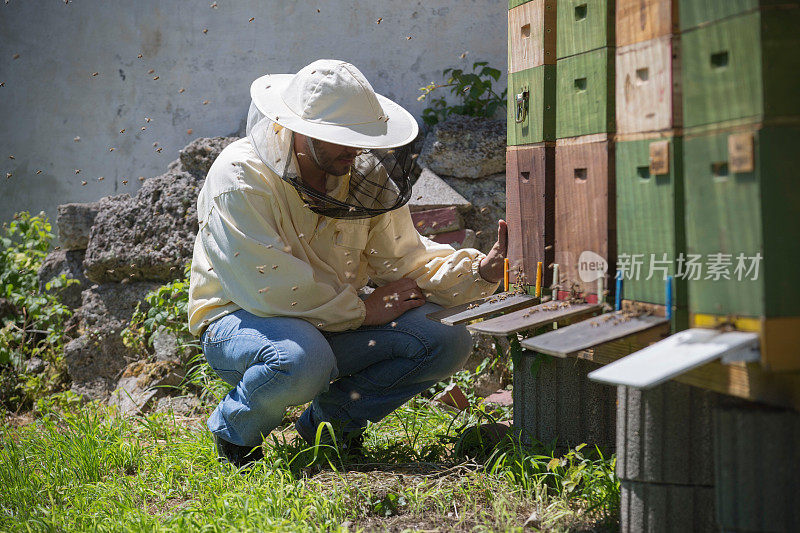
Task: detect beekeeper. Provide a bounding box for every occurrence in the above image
[189,59,508,467]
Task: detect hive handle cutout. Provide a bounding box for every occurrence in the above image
[574,77,587,92]
[711,51,729,69]
[574,3,587,20]
[574,168,588,181]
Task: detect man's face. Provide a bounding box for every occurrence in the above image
[309,138,361,176]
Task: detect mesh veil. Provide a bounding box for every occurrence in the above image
[246,102,414,219]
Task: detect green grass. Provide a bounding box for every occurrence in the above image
[0,393,619,532]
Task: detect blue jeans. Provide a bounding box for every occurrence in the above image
[200,302,473,447]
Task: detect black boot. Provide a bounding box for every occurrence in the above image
[214,434,263,468]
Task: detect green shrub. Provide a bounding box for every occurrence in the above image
[418,61,507,127]
[0,212,74,409]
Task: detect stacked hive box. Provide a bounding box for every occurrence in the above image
[554,0,616,302]
[679,1,800,531]
[614,0,685,327]
[506,0,557,287]
[680,0,800,371]
[508,0,617,453]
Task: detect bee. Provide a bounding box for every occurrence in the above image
[202,100,209,105]
[120,129,126,134]
[145,117,152,123]
[480,207,488,213]
[271,264,279,270]
[8,155,14,160]
[153,76,159,80]
[156,147,162,153]
[297,233,304,238]
[368,340,376,347]
[0,82,4,87]
[390,322,397,327]
[291,286,298,291]
[91,72,99,77]
[12,53,20,60]
[234,252,240,257]
[137,54,143,59]
[265,244,273,249]
[203,28,208,34]
[249,17,255,22]
[81,181,87,186]
[406,36,412,40]
[317,323,324,328]
[5,172,11,179]
[207,266,214,271]
[210,2,217,7]
[282,246,291,253]
[108,148,114,152]
[265,85,271,90]
[544,245,553,251]
[36,170,42,175]
[75,169,81,174]
[258,287,269,294]
[141,127,146,131]
[98,176,104,181]
[291,301,297,306]
[74,136,81,142]
[316,8,320,12]
[376,17,382,24]
[186,129,193,134]
[179,88,186,93]
[138,176,145,182]
[147,69,155,74]
[122,179,128,185]
[460,51,468,59]
[395,235,401,240]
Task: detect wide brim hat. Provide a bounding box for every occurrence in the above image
[250,59,419,149]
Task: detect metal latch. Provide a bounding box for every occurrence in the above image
[515,88,529,123]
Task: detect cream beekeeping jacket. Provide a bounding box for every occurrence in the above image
[188,134,499,336]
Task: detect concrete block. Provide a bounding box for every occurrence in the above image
[513,353,616,452]
[617,381,718,486]
[621,480,717,533]
[714,401,800,532]
[408,167,471,213]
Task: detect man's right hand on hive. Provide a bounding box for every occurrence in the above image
[362,278,426,326]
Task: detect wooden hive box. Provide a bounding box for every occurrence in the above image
[616,35,681,134]
[508,65,557,145]
[681,7,800,129]
[506,144,555,286]
[616,0,679,47]
[557,47,616,138]
[679,0,794,32]
[509,0,534,8]
[615,133,686,325]
[557,0,615,59]
[508,0,557,73]
[684,125,800,370]
[554,134,616,301]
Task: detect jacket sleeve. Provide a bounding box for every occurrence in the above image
[200,188,366,331]
[365,206,500,308]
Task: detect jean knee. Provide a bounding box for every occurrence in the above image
[425,323,474,380]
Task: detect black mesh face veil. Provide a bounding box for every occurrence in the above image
[246,102,414,219]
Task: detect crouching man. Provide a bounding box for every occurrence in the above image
[188,59,507,467]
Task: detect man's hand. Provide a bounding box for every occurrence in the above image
[478,219,508,283]
[363,278,426,326]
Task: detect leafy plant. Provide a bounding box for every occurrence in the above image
[418,61,507,127]
[0,212,74,409]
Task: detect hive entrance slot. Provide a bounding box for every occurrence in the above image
[637,166,650,180]
[520,171,530,182]
[575,3,587,20]
[711,51,729,69]
[574,77,587,91]
[711,162,729,180]
[635,68,649,83]
[520,23,531,39]
[574,168,588,181]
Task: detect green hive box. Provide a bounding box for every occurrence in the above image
[679,0,796,31]
[556,47,615,138]
[681,8,800,129]
[557,0,614,59]
[508,65,557,145]
[509,0,533,9]
[616,136,686,320]
[683,126,800,318]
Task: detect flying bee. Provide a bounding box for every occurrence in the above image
[137,54,143,59]
[249,17,255,22]
[147,69,155,74]
[202,28,208,34]
[152,76,159,80]
[377,17,382,24]
[202,100,209,105]
[122,180,128,185]
[258,287,269,294]
[91,72,99,77]
[179,88,185,93]
[81,180,87,186]
[120,129,125,134]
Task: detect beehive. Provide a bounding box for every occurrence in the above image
[508,0,557,73]
[556,47,616,138]
[507,66,557,145]
[615,0,678,47]
[506,144,555,286]
[557,0,615,59]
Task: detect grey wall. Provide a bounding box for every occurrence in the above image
[0,0,507,231]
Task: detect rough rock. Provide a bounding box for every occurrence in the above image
[443,174,506,253]
[82,169,201,283]
[79,282,160,332]
[65,282,160,400]
[56,202,100,250]
[408,167,472,213]
[37,249,89,309]
[109,360,185,416]
[419,116,505,179]
[155,395,202,416]
[179,136,239,179]
[25,356,45,374]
